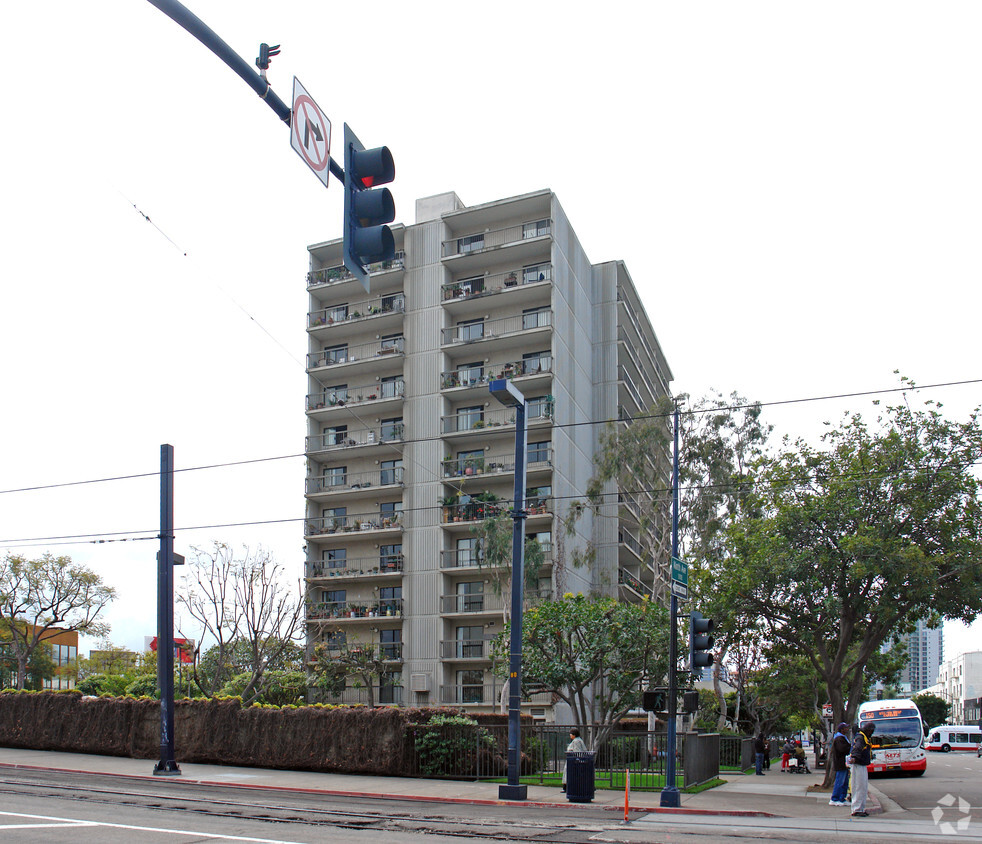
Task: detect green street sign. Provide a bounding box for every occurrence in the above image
[670,556,688,586]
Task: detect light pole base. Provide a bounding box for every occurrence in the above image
[153,760,182,776]
[659,786,680,808]
[498,784,528,801]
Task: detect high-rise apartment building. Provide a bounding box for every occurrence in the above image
[303,189,673,713]
[899,618,944,694]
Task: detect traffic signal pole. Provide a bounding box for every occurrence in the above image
[660,404,682,807]
[145,0,344,183]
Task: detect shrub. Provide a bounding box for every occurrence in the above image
[124,675,159,699]
[411,713,494,777]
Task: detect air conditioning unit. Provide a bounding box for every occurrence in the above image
[410,673,431,693]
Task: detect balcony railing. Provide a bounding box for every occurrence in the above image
[441,498,552,525]
[440,639,492,660]
[306,467,404,495]
[307,555,404,579]
[440,404,553,435]
[306,380,405,410]
[305,514,403,536]
[441,220,552,259]
[306,424,404,453]
[308,337,405,370]
[316,685,404,705]
[307,253,405,286]
[441,310,552,346]
[309,292,405,328]
[618,568,645,595]
[440,592,506,615]
[441,264,553,301]
[439,682,553,706]
[317,641,404,662]
[440,542,553,570]
[619,529,643,559]
[440,356,553,390]
[307,598,404,620]
[441,453,552,479]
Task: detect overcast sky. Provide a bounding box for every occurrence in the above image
[1,1,979,663]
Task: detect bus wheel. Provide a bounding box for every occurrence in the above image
[910,769,925,777]
[941,744,951,752]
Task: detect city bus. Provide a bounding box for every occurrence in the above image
[925,725,982,753]
[856,698,927,776]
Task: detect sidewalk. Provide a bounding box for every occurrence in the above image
[0,747,881,819]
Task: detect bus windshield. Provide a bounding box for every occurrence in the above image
[870,717,922,749]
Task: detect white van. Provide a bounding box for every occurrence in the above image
[925,725,982,752]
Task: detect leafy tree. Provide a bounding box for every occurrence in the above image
[495,594,669,748]
[178,543,304,705]
[311,632,395,708]
[719,387,982,783]
[219,669,306,706]
[912,692,951,729]
[0,553,116,689]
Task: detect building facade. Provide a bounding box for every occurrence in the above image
[303,189,673,713]
[933,651,982,723]
[899,618,944,694]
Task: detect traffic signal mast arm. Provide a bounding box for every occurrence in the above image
[145,0,345,183]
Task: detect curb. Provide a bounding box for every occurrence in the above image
[0,761,774,817]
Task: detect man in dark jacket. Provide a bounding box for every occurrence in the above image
[849,721,875,816]
[828,722,851,806]
[754,732,767,775]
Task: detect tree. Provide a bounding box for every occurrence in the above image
[311,631,394,708]
[496,594,669,749]
[0,553,116,689]
[178,543,304,705]
[912,692,951,729]
[719,387,982,783]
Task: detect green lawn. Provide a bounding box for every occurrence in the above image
[484,769,701,792]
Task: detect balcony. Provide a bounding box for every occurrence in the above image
[316,685,404,706]
[440,220,553,272]
[316,641,403,662]
[440,356,554,398]
[440,593,506,615]
[441,453,553,486]
[440,542,553,572]
[619,529,643,562]
[307,598,403,621]
[441,264,552,308]
[441,497,552,528]
[440,403,553,438]
[438,682,552,706]
[308,292,405,339]
[306,467,404,499]
[305,424,404,456]
[306,379,405,415]
[307,555,404,581]
[618,568,646,597]
[307,253,405,289]
[440,639,492,660]
[441,310,552,354]
[307,337,405,378]
[305,513,403,539]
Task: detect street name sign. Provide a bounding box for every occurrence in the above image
[670,556,688,600]
[290,77,331,188]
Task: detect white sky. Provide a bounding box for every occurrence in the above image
[1,1,980,664]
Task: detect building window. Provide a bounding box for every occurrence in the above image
[522,219,550,239]
[380,417,404,441]
[322,549,346,569]
[380,376,402,398]
[522,307,550,330]
[380,501,403,523]
[379,586,402,615]
[381,292,405,313]
[380,459,402,486]
[379,671,402,703]
[528,441,550,464]
[324,344,348,364]
[380,544,402,571]
[326,466,347,487]
[527,396,553,419]
[323,589,346,605]
[458,233,484,254]
[456,362,484,385]
[326,384,348,404]
[327,304,349,323]
[323,507,347,530]
[456,625,484,659]
[379,629,402,661]
[380,333,404,352]
[523,263,550,284]
[457,669,484,703]
[323,424,348,446]
[458,319,484,342]
[456,537,480,567]
[456,407,484,432]
[457,581,484,613]
[521,351,550,374]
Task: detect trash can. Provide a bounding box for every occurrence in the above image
[565,751,596,803]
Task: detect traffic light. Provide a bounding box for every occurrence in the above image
[689,610,715,674]
[255,43,280,71]
[682,689,700,714]
[642,688,667,713]
[343,123,395,291]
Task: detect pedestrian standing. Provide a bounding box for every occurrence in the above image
[754,731,767,775]
[849,721,875,817]
[828,722,851,806]
[781,738,793,771]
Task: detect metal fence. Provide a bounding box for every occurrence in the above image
[406,724,720,790]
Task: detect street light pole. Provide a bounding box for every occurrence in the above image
[660,403,681,807]
[154,443,180,776]
[489,378,528,801]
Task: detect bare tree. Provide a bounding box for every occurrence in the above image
[178,543,304,705]
[0,553,115,690]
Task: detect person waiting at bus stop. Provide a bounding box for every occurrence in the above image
[828,722,851,806]
[849,721,875,817]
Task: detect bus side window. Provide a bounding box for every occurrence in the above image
[930,732,940,742]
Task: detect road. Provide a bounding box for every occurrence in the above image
[3,765,982,843]
[873,750,982,823]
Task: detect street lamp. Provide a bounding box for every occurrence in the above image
[489,378,528,801]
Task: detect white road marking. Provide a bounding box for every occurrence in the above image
[0,810,308,844]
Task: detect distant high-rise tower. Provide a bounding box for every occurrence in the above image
[898,618,944,693]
